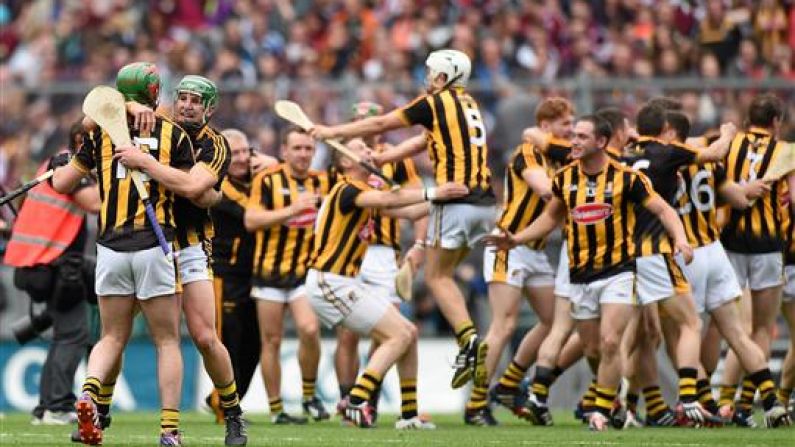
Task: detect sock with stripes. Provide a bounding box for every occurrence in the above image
[696,379,719,414]
[400,379,419,419]
[531,366,554,405]
[81,377,101,403]
[339,384,354,399]
[454,321,477,348]
[748,368,778,411]
[627,392,640,412]
[678,367,698,404]
[215,380,241,416]
[269,397,284,415]
[594,386,617,417]
[302,377,316,401]
[736,377,755,411]
[777,388,793,406]
[369,382,382,408]
[643,385,669,419]
[718,384,737,408]
[582,380,597,414]
[96,381,115,415]
[160,408,179,434]
[498,360,527,390]
[349,369,382,405]
[466,384,488,411]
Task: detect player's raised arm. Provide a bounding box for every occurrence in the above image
[695,122,737,163]
[372,134,426,166]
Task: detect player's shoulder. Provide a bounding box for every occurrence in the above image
[254,162,286,181]
[553,160,579,178]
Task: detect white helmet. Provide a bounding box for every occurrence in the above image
[425,49,471,88]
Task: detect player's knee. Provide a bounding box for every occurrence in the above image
[297,321,319,341]
[192,328,218,353]
[599,332,621,357]
[395,322,417,348]
[263,332,282,348]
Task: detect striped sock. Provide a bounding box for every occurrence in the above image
[466,384,488,411]
[643,386,668,419]
[215,380,241,416]
[748,369,778,411]
[302,377,316,401]
[96,381,115,415]
[81,377,101,402]
[678,368,698,404]
[582,380,598,414]
[160,408,179,434]
[718,384,737,408]
[696,379,718,414]
[498,361,527,390]
[400,379,418,419]
[531,366,554,405]
[777,388,793,406]
[454,321,477,348]
[269,397,284,415]
[736,378,755,411]
[594,386,617,417]
[350,369,382,405]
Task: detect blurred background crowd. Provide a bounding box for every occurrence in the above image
[1,0,795,335]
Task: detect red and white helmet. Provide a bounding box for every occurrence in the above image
[425,49,471,88]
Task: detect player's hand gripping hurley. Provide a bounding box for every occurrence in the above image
[274,100,399,190]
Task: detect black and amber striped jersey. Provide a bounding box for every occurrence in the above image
[71,117,194,251]
[211,175,254,278]
[367,149,421,251]
[721,128,788,254]
[309,178,375,277]
[620,137,697,256]
[398,88,494,205]
[174,125,231,249]
[249,164,336,288]
[675,161,728,248]
[543,136,573,169]
[497,143,550,250]
[606,146,624,161]
[552,158,658,283]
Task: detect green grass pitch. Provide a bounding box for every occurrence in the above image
[1,410,792,446]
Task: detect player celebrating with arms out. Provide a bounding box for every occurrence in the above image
[306,138,468,427]
[486,115,692,432]
[311,49,496,390]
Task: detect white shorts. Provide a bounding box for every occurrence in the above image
[305,269,390,335]
[95,244,176,300]
[483,244,554,288]
[726,251,784,291]
[677,241,742,313]
[554,242,571,299]
[358,245,400,304]
[251,285,306,303]
[636,253,690,305]
[427,203,495,249]
[783,265,795,303]
[569,272,635,320]
[176,242,213,285]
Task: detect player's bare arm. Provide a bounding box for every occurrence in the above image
[51,163,88,195]
[483,197,565,250]
[354,182,468,209]
[522,166,553,201]
[695,122,737,163]
[719,179,771,209]
[643,194,693,264]
[311,110,405,141]
[243,192,318,231]
[113,146,215,201]
[522,127,549,150]
[372,134,427,166]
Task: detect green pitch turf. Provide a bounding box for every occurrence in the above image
[0,410,792,446]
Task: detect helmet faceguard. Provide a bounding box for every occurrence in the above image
[174,75,219,125]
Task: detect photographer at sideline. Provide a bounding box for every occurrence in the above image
[3,122,100,425]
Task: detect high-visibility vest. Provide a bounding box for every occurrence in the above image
[3,159,86,267]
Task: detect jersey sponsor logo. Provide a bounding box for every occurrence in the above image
[286,209,318,228]
[571,203,613,225]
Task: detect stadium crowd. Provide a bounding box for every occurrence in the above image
[2,0,795,184]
